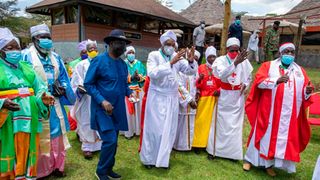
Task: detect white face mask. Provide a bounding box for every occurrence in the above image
[163,46,175,56]
[201,24,205,28]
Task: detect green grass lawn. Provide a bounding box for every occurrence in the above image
[49,64,320,180]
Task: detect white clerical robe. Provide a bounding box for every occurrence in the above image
[71,59,102,152]
[123,90,144,138]
[173,72,197,151]
[212,55,253,160]
[140,50,197,168]
[313,156,320,180]
[245,59,312,173]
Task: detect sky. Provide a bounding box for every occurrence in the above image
[15,0,303,16]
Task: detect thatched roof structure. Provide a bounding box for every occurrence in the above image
[284,0,320,28]
[180,0,224,26]
[27,0,195,28]
[180,0,263,32]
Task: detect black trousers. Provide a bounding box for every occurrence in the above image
[195,46,204,65]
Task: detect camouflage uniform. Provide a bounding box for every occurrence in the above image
[264,28,280,61]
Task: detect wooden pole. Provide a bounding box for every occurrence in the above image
[220,0,231,55]
[295,16,305,59]
[78,4,82,42]
[261,19,266,48]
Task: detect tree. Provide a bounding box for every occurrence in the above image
[155,0,173,10]
[0,0,19,21]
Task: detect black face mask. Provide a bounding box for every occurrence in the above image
[110,41,126,58]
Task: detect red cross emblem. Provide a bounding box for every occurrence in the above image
[231,72,237,78]
[265,79,274,85]
[288,79,293,87]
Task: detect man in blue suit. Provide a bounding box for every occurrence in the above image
[84,29,133,180]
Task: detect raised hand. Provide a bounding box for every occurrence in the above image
[187,46,195,62]
[170,49,186,65]
[234,50,248,66]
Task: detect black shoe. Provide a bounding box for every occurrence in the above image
[83,151,93,160]
[144,165,154,169]
[95,173,110,180]
[52,169,66,178]
[108,171,121,179]
[207,154,215,160]
[194,148,201,154]
[125,136,133,140]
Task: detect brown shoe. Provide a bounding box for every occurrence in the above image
[243,162,251,171]
[266,167,277,177]
[83,151,93,160]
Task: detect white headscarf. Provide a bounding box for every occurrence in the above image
[77,40,87,51]
[30,24,51,37]
[194,50,200,59]
[279,42,295,53]
[0,28,20,50]
[227,37,240,48]
[86,39,97,50]
[160,30,177,46]
[125,46,135,56]
[205,46,217,67]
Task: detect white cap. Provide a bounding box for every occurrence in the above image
[125,46,135,56]
[30,24,50,37]
[77,40,87,51]
[86,39,97,50]
[194,50,200,59]
[205,46,217,59]
[226,37,240,48]
[160,30,177,46]
[279,42,295,53]
[0,28,20,49]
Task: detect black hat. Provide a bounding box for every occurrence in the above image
[104,29,132,45]
[200,20,205,24]
[236,15,241,19]
[274,21,280,25]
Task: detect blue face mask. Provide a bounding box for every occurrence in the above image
[5,50,22,65]
[235,20,241,25]
[127,54,135,62]
[39,38,53,50]
[81,54,88,60]
[281,54,295,65]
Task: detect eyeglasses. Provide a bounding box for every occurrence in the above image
[282,50,295,54]
[228,50,239,53]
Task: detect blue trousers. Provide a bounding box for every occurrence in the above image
[96,127,119,175]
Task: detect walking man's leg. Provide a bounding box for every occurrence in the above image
[96,129,118,178]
